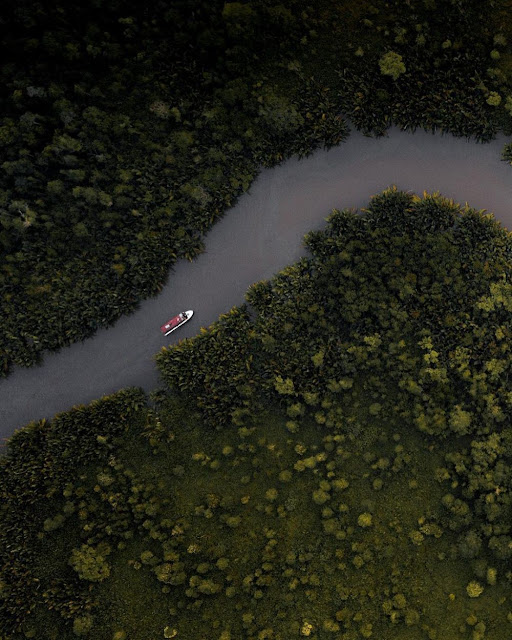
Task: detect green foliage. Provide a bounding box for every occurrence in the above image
[2,0,509,379]
[43,514,66,532]
[312,489,330,505]
[457,530,482,558]
[379,51,407,80]
[466,580,484,597]
[311,350,324,367]
[0,0,347,376]
[357,512,373,527]
[154,563,186,586]
[0,387,147,634]
[5,188,512,636]
[487,91,502,105]
[155,306,262,427]
[448,405,472,434]
[369,402,382,415]
[336,0,506,139]
[69,543,112,582]
[274,375,295,395]
[73,614,94,636]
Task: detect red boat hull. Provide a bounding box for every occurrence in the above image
[160,310,193,335]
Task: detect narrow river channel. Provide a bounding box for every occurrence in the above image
[2,124,512,444]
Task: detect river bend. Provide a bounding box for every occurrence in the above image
[1,125,512,442]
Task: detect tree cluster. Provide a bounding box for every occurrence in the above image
[3,0,512,377]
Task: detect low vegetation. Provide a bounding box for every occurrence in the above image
[2,189,512,638]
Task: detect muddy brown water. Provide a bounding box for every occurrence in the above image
[2,125,512,445]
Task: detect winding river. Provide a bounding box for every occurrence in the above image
[2,124,512,444]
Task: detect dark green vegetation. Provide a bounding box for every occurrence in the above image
[2,0,512,375]
[3,189,512,638]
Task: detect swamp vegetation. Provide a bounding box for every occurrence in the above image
[2,190,512,638]
[2,0,512,374]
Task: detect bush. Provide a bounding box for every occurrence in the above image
[73,614,93,636]
[69,543,111,582]
[357,513,373,528]
[379,51,406,80]
[466,581,484,598]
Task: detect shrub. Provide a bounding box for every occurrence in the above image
[279,470,292,482]
[312,489,330,505]
[332,478,349,491]
[457,531,482,559]
[323,619,340,632]
[69,544,111,582]
[274,376,296,395]
[140,551,155,565]
[379,51,406,80]
[466,581,484,598]
[226,516,242,528]
[487,91,502,106]
[198,579,221,594]
[369,403,382,415]
[357,513,373,528]
[73,614,93,636]
[287,403,304,418]
[43,514,65,532]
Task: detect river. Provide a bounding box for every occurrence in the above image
[1,124,512,444]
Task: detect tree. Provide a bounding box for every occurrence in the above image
[69,543,111,582]
[73,614,93,636]
[379,51,406,81]
[274,375,295,395]
[457,530,482,558]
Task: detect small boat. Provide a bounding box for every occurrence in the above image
[160,310,194,336]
